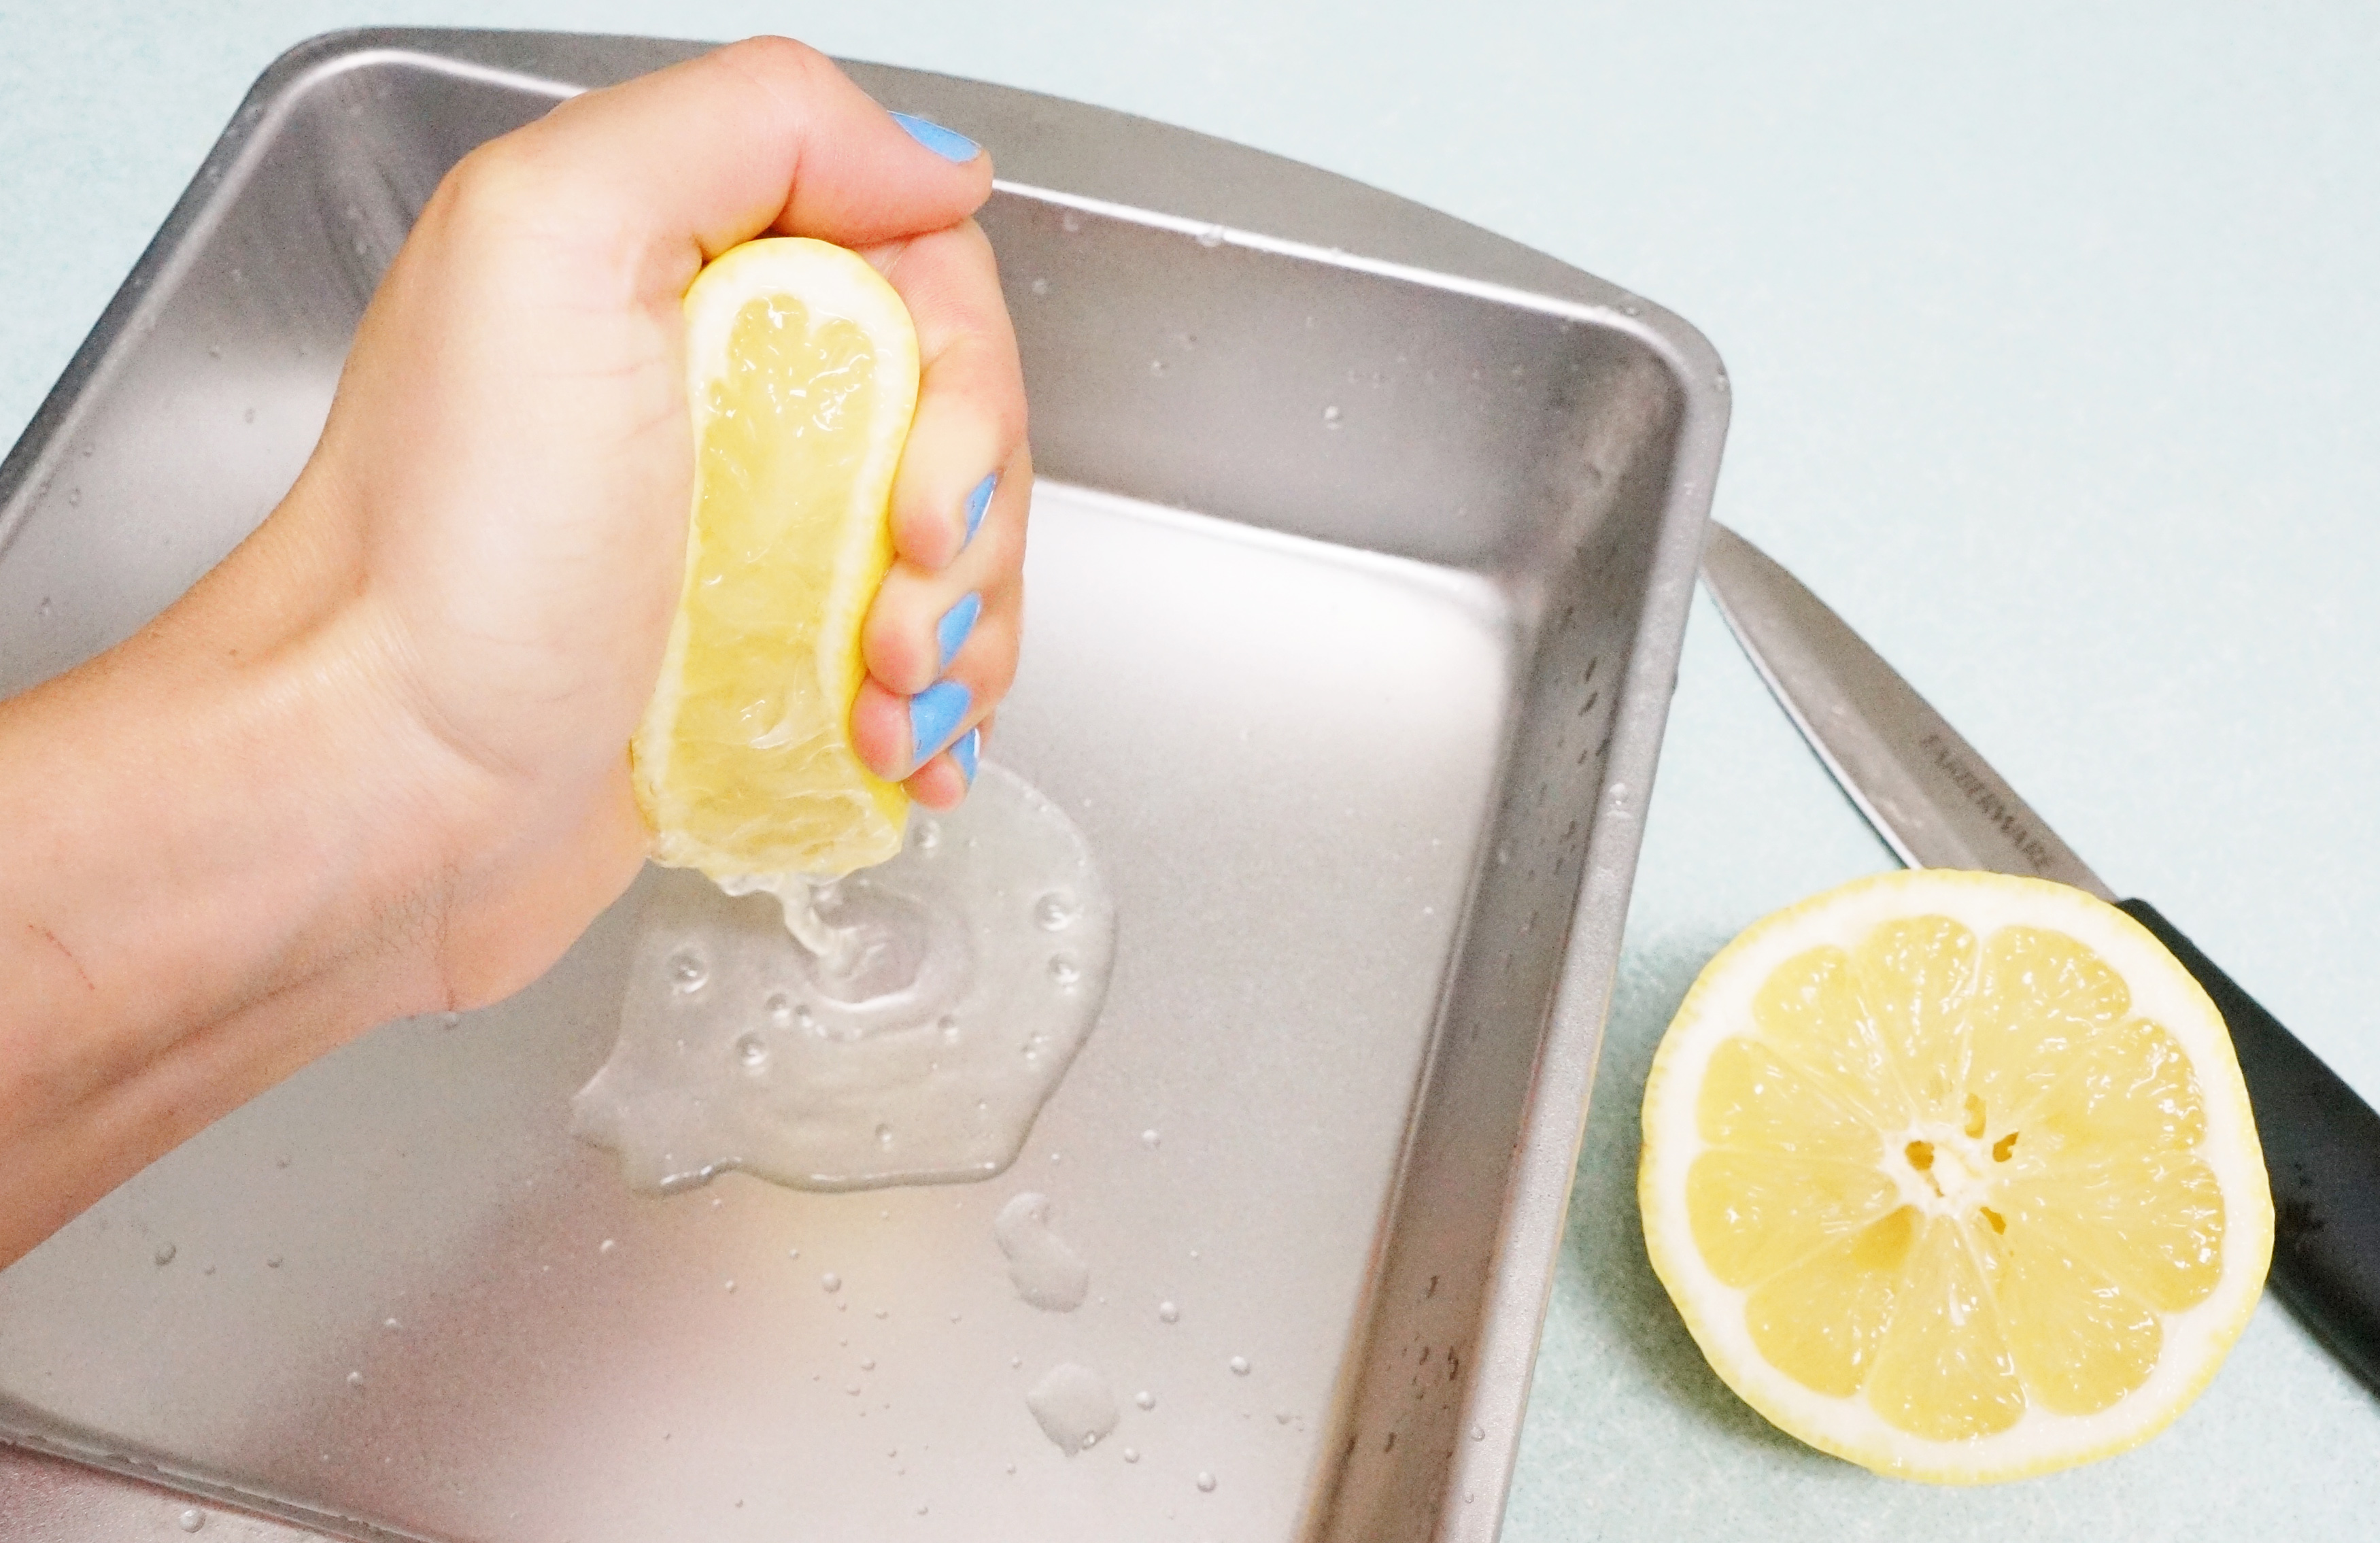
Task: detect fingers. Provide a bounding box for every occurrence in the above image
[463,36,993,305]
[868,220,1030,572]
[850,563,1021,798]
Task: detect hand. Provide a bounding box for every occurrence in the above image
[293,37,1030,1007]
[0,38,1029,1264]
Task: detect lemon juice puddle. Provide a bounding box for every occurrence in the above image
[573,764,1115,1192]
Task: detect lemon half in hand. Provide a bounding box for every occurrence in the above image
[1639,869,2272,1483]
[632,237,917,883]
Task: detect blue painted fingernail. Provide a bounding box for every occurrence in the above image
[935,592,983,673]
[891,112,980,164]
[951,727,980,786]
[962,472,998,546]
[908,679,972,769]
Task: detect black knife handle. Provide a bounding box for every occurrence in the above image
[2120,898,2380,1394]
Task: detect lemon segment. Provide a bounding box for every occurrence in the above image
[632,238,917,883]
[1640,870,2271,1484]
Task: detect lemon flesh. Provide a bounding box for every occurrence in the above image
[632,238,916,883]
[1639,870,2271,1483]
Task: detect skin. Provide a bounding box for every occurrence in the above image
[0,39,1028,1268]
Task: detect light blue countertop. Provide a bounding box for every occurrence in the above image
[5,3,2378,1538]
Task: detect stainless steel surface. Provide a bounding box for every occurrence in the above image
[0,29,1727,1543]
[1698,522,2112,900]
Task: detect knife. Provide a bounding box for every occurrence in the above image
[1699,520,2380,1395]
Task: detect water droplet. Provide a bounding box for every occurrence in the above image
[1136,1390,1156,1410]
[266,1255,283,1269]
[796,1002,817,1034]
[1030,277,1050,296]
[1622,301,1644,316]
[731,1031,771,1071]
[1123,1445,1140,1463]
[600,1238,617,1256]
[822,1272,843,1293]
[205,344,222,360]
[845,1383,862,1395]
[787,1247,800,1259]
[1275,1410,1293,1425]
[1140,1129,1160,1149]
[1060,210,1084,234]
[1048,954,1081,985]
[666,948,708,994]
[345,1370,363,1389]
[242,406,256,424]
[439,1011,460,1029]
[1034,892,1078,930]
[153,1242,177,1266]
[177,1508,206,1532]
[861,1357,877,1371]
[1195,224,1226,248]
[1714,371,1730,392]
[1321,405,1342,426]
[875,1123,895,1149]
[1229,1356,1251,1376]
[1196,1472,1217,1493]
[1158,1301,1180,1323]
[765,991,794,1027]
[1080,1431,1099,1449]
[917,1503,930,1516]
[913,816,940,851]
[724,1278,736,1293]
[65,487,80,507]
[35,598,52,618]
[1149,358,1167,374]
[1469,1423,1486,1441]
[384,1317,401,1332]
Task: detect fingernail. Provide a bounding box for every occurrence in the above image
[951,727,981,786]
[891,112,980,164]
[935,592,983,673]
[908,679,972,770]
[961,472,997,547]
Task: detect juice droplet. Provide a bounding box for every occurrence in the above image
[666,949,708,994]
[1025,1362,1119,1454]
[993,1192,1090,1312]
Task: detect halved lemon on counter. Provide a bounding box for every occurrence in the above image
[1638,869,2271,1483]
[632,237,917,883]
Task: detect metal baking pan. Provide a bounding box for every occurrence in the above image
[0,28,1726,1542]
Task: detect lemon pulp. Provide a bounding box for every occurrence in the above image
[1641,871,2270,1482]
[632,239,914,884]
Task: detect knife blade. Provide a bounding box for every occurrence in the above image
[1700,520,2380,1396]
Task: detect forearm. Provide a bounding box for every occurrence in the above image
[0,507,457,1264]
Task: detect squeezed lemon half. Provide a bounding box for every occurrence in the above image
[632,237,917,883]
[1638,870,2271,1483]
